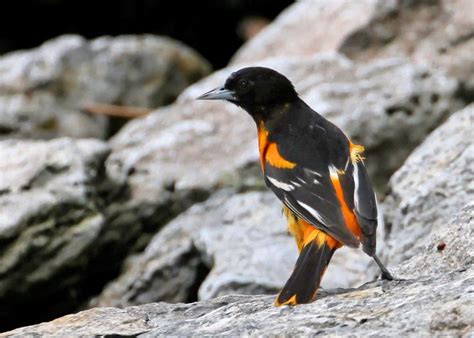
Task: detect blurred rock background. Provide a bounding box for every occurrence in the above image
[0,0,473,335]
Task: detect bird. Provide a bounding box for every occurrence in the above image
[197,67,393,306]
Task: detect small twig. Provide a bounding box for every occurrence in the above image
[82,102,151,119]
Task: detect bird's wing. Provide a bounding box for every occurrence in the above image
[264,159,362,248]
[347,159,378,255]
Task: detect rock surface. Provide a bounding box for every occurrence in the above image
[92,190,372,308]
[233,0,474,91]
[4,202,472,336]
[231,0,379,64]
[0,136,161,329]
[340,0,474,91]
[0,138,116,326]
[0,34,210,139]
[383,104,474,264]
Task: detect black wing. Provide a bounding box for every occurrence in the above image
[351,160,378,255]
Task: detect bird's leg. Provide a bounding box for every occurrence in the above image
[373,254,394,281]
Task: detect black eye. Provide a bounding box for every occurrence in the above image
[239,80,249,89]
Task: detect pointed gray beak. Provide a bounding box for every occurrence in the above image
[197,87,236,101]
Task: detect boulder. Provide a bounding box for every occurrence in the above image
[231,0,379,64]
[0,138,115,328]
[0,136,156,330]
[383,104,474,264]
[340,0,474,91]
[0,34,210,139]
[232,0,474,91]
[5,202,473,336]
[92,190,372,308]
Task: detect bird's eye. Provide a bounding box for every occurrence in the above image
[239,80,249,89]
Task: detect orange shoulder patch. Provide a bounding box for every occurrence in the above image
[257,122,296,171]
[265,143,296,169]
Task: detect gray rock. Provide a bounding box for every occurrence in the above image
[400,202,473,278]
[0,138,110,251]
[92,190,372,308]
[5,203,473,336]
[0,139,110,321]
[0,34,210,139]
[0,130,218,328]
[0,138,126,327]
[232,0,474,91]
[383,104,474,264]
[340,0,474,91]
[231,0,378,64]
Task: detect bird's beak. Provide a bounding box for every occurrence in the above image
[197,87,236,101]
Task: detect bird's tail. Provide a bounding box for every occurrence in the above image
[275,231,337,306]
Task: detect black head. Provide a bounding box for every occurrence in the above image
[197,67,298,114]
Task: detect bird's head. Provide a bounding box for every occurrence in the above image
[197,67,298,117]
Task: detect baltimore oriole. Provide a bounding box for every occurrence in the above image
[198,67,393,306]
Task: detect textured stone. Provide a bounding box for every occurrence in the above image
[0,138,118,327]
[92,190,373,308]
[0,136,158,329]
[340,0,474,91]
[231,0,379,64]
[232,0,474,91]
[5,203,473,336]
[0,34,210,139]
[383,104,474,264]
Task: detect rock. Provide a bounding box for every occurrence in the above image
[0,138,114,328]
[5,203,473,336]
[400,203,473,278]
[383,104,474,264]
[340,0,474,91]
[232,0,474,91]
[0,136,152,330]
[0,34,210,139]
[92,190,372,308]
[231,0,379,64]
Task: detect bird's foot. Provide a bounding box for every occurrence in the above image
[379,271,406,282]
[381,270,394,281]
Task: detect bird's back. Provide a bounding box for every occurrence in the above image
[265,99,351,173]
